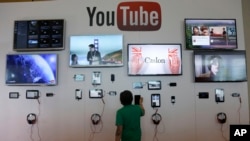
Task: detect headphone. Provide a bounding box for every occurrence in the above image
[152,113,162,125]
[27,113,36,124]
[91,113,101,125]
[217,112,227,124]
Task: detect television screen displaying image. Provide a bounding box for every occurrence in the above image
[5,53,58,86]
[69,34,123,67]
[128,44,182,76]
[14,19,65,51]
[185,19,237,50]
[194,50,247,82]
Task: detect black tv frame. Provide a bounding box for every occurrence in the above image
[185,18,237,50]
[13,19,65,51]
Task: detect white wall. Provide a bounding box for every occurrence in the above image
[0,0,248,141]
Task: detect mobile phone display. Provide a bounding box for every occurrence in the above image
[151,94,161,108]
[215,88,224,102]
[75,89,82,100]
[89,89,103,98]
[134,95,141,105]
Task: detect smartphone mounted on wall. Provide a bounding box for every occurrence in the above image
[151,94,161,108]
[215,88,224,103]
[134,95,141,105]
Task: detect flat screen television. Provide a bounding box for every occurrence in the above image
[185,19,237,50]
[69,34,123,67]
[5,53,58,86]
[13,19,64,51]
[194,50,247,82]
[128,44,182,76]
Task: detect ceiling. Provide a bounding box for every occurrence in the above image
[0,0,49,2]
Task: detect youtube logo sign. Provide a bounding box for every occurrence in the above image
[87,1,162,31]
[117,1,161,31]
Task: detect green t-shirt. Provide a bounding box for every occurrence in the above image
[116,105,144,141]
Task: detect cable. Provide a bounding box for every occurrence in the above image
[153,124,159,141]
[88,93,106,141]
[29,97,42,141]
[220,124,229,141]
[152,109,160,141]
[30,124,35,141]
[36,98,42,141]
[237,96,242,124]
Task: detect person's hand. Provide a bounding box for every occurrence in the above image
[130,55,143,74]
[139,97,143,105]
[168,49,180,74]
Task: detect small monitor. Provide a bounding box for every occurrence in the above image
[185,19,237,50]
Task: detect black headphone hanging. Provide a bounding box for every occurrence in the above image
[91,113,101,125]
[152,113,162,125]
[217,112,227,124]
[27,113,36,124]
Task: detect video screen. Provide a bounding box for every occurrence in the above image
[5,53,58,85]
[128,44,182,76]
[185,19,237,49]
[194,50,247,82]
[69,34,123,67]
[14,19,64,51]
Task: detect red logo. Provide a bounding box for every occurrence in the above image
[117,2,161,31]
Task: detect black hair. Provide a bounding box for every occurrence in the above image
[89,44,95,48]
[120,90,133,106]
[71,54,77,61]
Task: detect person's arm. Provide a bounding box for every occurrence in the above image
[115,125,122,141]
[139,97,145,116]
[87,52,91,61]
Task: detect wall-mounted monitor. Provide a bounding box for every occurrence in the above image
[5,53,58,86]
[185,19,237,50]
[69,34,123,67]
[13,19,64,51]
[194,50,247,82]
[128,44,182,76]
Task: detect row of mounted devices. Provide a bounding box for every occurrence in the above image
[9,90,39,99]
[9,90,54,99]
[134,94,176,108]
[75,89,104,100]
[198,88,241,103]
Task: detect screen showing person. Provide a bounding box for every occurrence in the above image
[87,44,101,65]
[185,19,237,49]
[194,50,247,82]
[69,34,123,67]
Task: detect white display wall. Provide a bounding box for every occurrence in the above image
[0,0,249,141]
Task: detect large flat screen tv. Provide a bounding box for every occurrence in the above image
[128,44,182,76]
[69,34,123,67]
[13,19,65,51]
[185,19,237,50]
[5,53,58,86]
[194,50,247,82]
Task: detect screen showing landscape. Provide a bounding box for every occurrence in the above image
[69,34,123,67]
